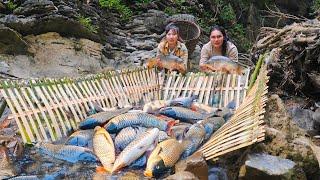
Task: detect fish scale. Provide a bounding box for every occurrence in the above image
[115,126,147,151]
[37,142,98,163]
[112,128,159,172]
[105,112,169,133]
[181,123,206,158]
[93,126,115,171]
[154,139,184,167]
[159,107,207,123]
[79,107,131,129]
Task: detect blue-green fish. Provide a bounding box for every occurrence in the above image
[169,95,198,108]
[36,142,98,163]
[79,107,131,129]
[199,116,225,140]
[65,129,93,148]
[114,126,146,151]
[159,106,209,123]
[104,112,176,133]
[180,123,206,159]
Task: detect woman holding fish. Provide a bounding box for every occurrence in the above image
[199,25,239,72]
[149,23,188,73]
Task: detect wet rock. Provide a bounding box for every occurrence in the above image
[208,167,228,180]
[260,94,320,179]
[13,0,57,16]
[0,25,28,55]
[175,151,208,180]
[165,171,199,180]
[238,153,307,180]
[288,107,315,132]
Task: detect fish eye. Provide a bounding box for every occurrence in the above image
[156,165,160,169]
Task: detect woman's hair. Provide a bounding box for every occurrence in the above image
[164,23,183,42]
[210,25,229,56]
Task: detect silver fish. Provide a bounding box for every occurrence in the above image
[112,128,159,173]
[36,142,98,163]
[114,126,146,151]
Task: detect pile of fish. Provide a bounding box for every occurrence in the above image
[36,95,234,178]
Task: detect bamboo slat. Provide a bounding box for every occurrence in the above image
[1,68,159,143]
[199,64,268,160]
[161,68,250,108]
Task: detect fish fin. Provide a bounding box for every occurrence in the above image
[96,166,110,174]
[166,120,178,134]
[182,127,190,140]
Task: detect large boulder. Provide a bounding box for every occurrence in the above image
[175,151,208,180]
[238,153,307,180]
[0,25,28,55]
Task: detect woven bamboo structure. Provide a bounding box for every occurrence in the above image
[0,68,159,143]
[199,63,268,160]
[161,68,251,109]
[170,20,201,55]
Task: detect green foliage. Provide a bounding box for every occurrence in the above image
[164,7,178,16]
[77,15,99,33]
[220,3,236,24]
[99,0,132,21]
[229,23,252,51]
[7,0,18,11]
[312,0,320,12]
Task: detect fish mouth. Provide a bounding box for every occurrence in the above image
[144,170,153,177]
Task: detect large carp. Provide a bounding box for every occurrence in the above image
[159,106,210,123]
[104,112,175,133]
[93,126,115,172]
[112,128,159,173]
[201,56,244,75]
[147,54,186,73]
[79,107,131,129]
[144,138,184,178]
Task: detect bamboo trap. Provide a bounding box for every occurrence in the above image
[199,63,269,161]
[161,68,251,109]
[0,68,160,143]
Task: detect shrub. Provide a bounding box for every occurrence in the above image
[77,15,99,33]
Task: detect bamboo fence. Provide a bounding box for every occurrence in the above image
[0,68,159,143]
[199,63,268,161]
[160,68,251,109]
